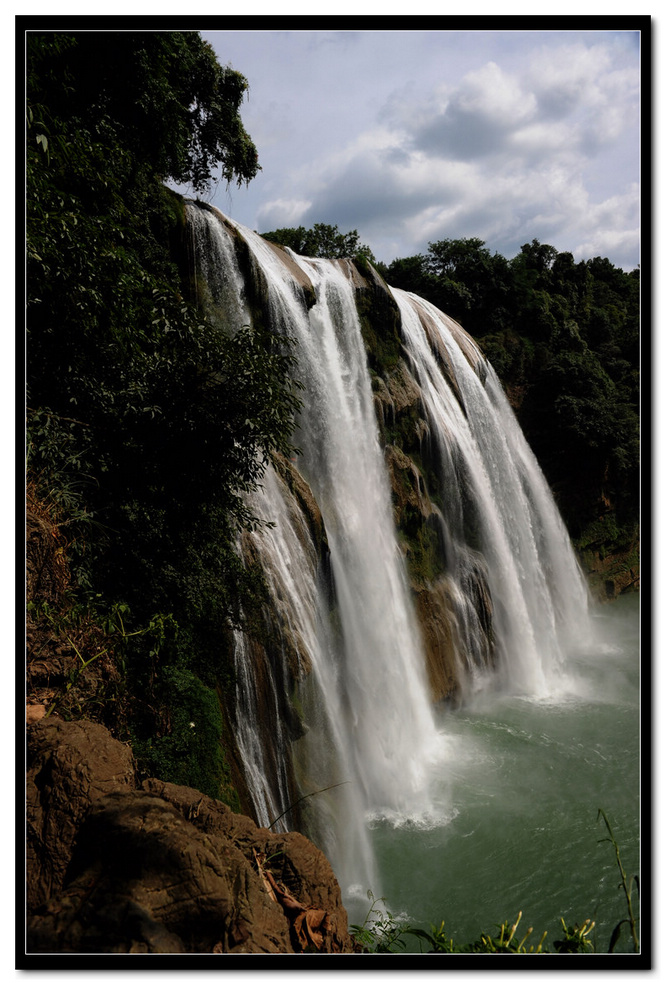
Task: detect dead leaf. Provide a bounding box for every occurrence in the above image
[293,908,330,951]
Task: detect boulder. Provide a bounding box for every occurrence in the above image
[26,718,136,912]
[26,719,355,954]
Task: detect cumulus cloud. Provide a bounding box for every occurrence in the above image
[527,42,614,119]
[570,185,640,263]
[408,62,538,161]
[256,198,313,230]
[574,228,641,265]
[218,30,640,270]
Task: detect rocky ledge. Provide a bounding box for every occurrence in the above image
[26,716,356,954]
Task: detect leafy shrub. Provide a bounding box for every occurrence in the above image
[130,663,236,804]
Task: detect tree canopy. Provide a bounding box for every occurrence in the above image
[261,222,373,260]
[26,31,260,192]
[26,31,298,799]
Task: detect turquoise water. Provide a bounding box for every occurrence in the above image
[365,592,641,954]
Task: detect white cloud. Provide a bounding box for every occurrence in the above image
[570,186,640,264]
[399,62,538,162]
[526,41,640,160]
[574,228,640,265]
[208,29,641,270]
[527,42,613,118]
[256,198,313,230]
[584,185,640,231]
[451,61,536,125]
[510,120,582,160]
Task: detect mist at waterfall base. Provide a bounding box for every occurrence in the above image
[368,592,639,953]
[189,204,640,954]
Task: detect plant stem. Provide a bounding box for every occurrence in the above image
[598,808,639,953]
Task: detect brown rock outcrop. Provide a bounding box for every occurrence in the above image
[384,444,432,523]
[27,718,136,913]
[209,207,317,314]
[26,719,355,954]
[271,450,328,563]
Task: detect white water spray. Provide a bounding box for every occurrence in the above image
[393,288,591,697]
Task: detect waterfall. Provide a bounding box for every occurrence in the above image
[393,288,591,698]
[187,203,593,910]
[240,462,382,895]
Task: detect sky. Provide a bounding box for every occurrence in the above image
[178,27,644,271]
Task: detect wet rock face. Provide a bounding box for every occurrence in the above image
[579,540,640,602]
[413,580,462,703]
[26,719,355,954]
[371,349,497,703]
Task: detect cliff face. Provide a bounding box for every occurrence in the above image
[222,232,495,708]
[577,537,640,601]
[195,227,484,756]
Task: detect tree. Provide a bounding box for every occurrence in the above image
[383,238,512,335]
[26,31,260,193]
[26,32,300,796]
[261,222,374,260]
[515,238,558,275]
[27,29,300,578]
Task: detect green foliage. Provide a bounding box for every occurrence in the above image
[552,918,596,953]
[27,595,136,731]
[27,598,118,721]
[352,902,597,956]
[397,508,444,583]
[26,31,259,194]
[598,809,640,953]
[350,895,552,954]
[463,912,550,954]
[25,31,295,808]
[261,222,373,260]
[356,277,403,372]
[130,663,235,804]
[350,893,415,953]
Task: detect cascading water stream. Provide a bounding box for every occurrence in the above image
[392,287,592,697]
[240,462,382,895]
[190,204,440,899]
[187,203,598,916]
[236,224,443,888]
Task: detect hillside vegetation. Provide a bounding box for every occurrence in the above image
[26,31,301,799]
